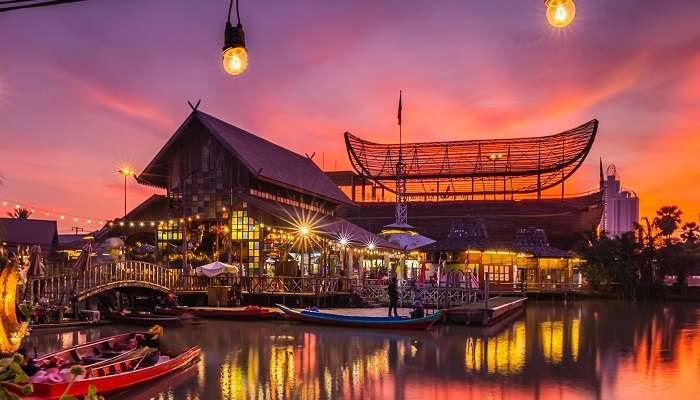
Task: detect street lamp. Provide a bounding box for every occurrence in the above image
[545,0,576,28]
[488,154,504,200]
[117,168,135,218]
[222,0,248,76]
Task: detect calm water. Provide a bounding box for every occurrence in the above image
[25,300,700,400]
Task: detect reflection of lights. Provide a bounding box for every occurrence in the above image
[465,321,526,375]
[540,321,564,364]
[571,319,580,362]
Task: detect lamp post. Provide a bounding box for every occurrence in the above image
[117,168,135,218]
[488,154,503,200]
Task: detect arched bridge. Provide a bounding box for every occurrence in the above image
[24,261,181,305]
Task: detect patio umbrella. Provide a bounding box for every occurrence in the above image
[27,245,46,278]
[195,261,239,278]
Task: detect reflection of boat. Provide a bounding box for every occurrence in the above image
[23,346,201,400]
[110,313,180,327]
[108,360,200,400]
[276,304,444,330]
[158,306,279,320]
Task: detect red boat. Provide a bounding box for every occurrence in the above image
[277,304,444,330]
[22,346,201,400]
[158,305,279,320]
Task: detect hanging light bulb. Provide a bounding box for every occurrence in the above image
[222,0,248,76]
[545,0,576,28]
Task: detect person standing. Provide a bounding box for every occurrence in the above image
[387,274,399,318]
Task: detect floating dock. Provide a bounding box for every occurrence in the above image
[446,296,527,326]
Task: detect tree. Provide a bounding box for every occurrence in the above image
[6,207,32,219]
[681,222,699,244]
[654,205,682,240]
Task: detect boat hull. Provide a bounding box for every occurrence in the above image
[276,305,443,330]
[109,314,180,327]
[25,347,201,400]
[158,306,279,320]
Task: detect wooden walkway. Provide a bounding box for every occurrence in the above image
[446,296,527,326]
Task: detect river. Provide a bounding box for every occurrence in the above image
[25,300,700,399]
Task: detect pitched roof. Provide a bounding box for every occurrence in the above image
[138,111,353,207]
[0,218,59,250]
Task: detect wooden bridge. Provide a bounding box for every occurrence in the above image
[22,261,353,306]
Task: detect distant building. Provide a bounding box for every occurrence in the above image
[600,163,639,237]
[0,218,59,256]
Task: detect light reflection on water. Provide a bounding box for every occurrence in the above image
[24,300,700,399]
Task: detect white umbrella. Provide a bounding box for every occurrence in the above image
[195,261,239,278]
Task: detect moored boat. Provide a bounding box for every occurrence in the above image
[29,320,111,334]
[109,313,180,327]
[276,304,444,330]
[158,305,279,320]
[31,331,158,369]
[20,346,201,400]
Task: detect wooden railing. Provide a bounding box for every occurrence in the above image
[356,281,481,307]
[22,262,354,305]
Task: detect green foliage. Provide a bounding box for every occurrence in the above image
[0,353,32,400]
[579,205,700,299]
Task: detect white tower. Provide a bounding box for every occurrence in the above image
[600,163,639,237]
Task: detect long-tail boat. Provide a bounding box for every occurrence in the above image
[276,304,444,330]
[22,346,201,399]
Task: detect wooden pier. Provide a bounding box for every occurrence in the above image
[446,296,527,326]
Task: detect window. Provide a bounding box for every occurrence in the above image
[157,221,182,250]
[231,210,260,270]
[484,265,511,282]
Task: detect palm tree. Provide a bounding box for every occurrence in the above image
[6,207,32,219]
[681,222,699,244]
[654,205,682,240]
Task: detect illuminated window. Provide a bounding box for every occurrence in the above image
[157,221,182,250]
[484,265,511,282]
[231,210,260,270]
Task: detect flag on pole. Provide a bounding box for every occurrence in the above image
[397,90,402,126]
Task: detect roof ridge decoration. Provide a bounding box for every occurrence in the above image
[344,119,598,197]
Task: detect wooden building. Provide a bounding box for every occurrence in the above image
[130,110,398,276]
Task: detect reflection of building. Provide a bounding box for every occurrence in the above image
[600,163,639,237]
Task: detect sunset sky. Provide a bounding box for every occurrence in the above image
[1,0,699,232]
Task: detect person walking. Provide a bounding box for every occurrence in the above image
[388,274,399,318]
